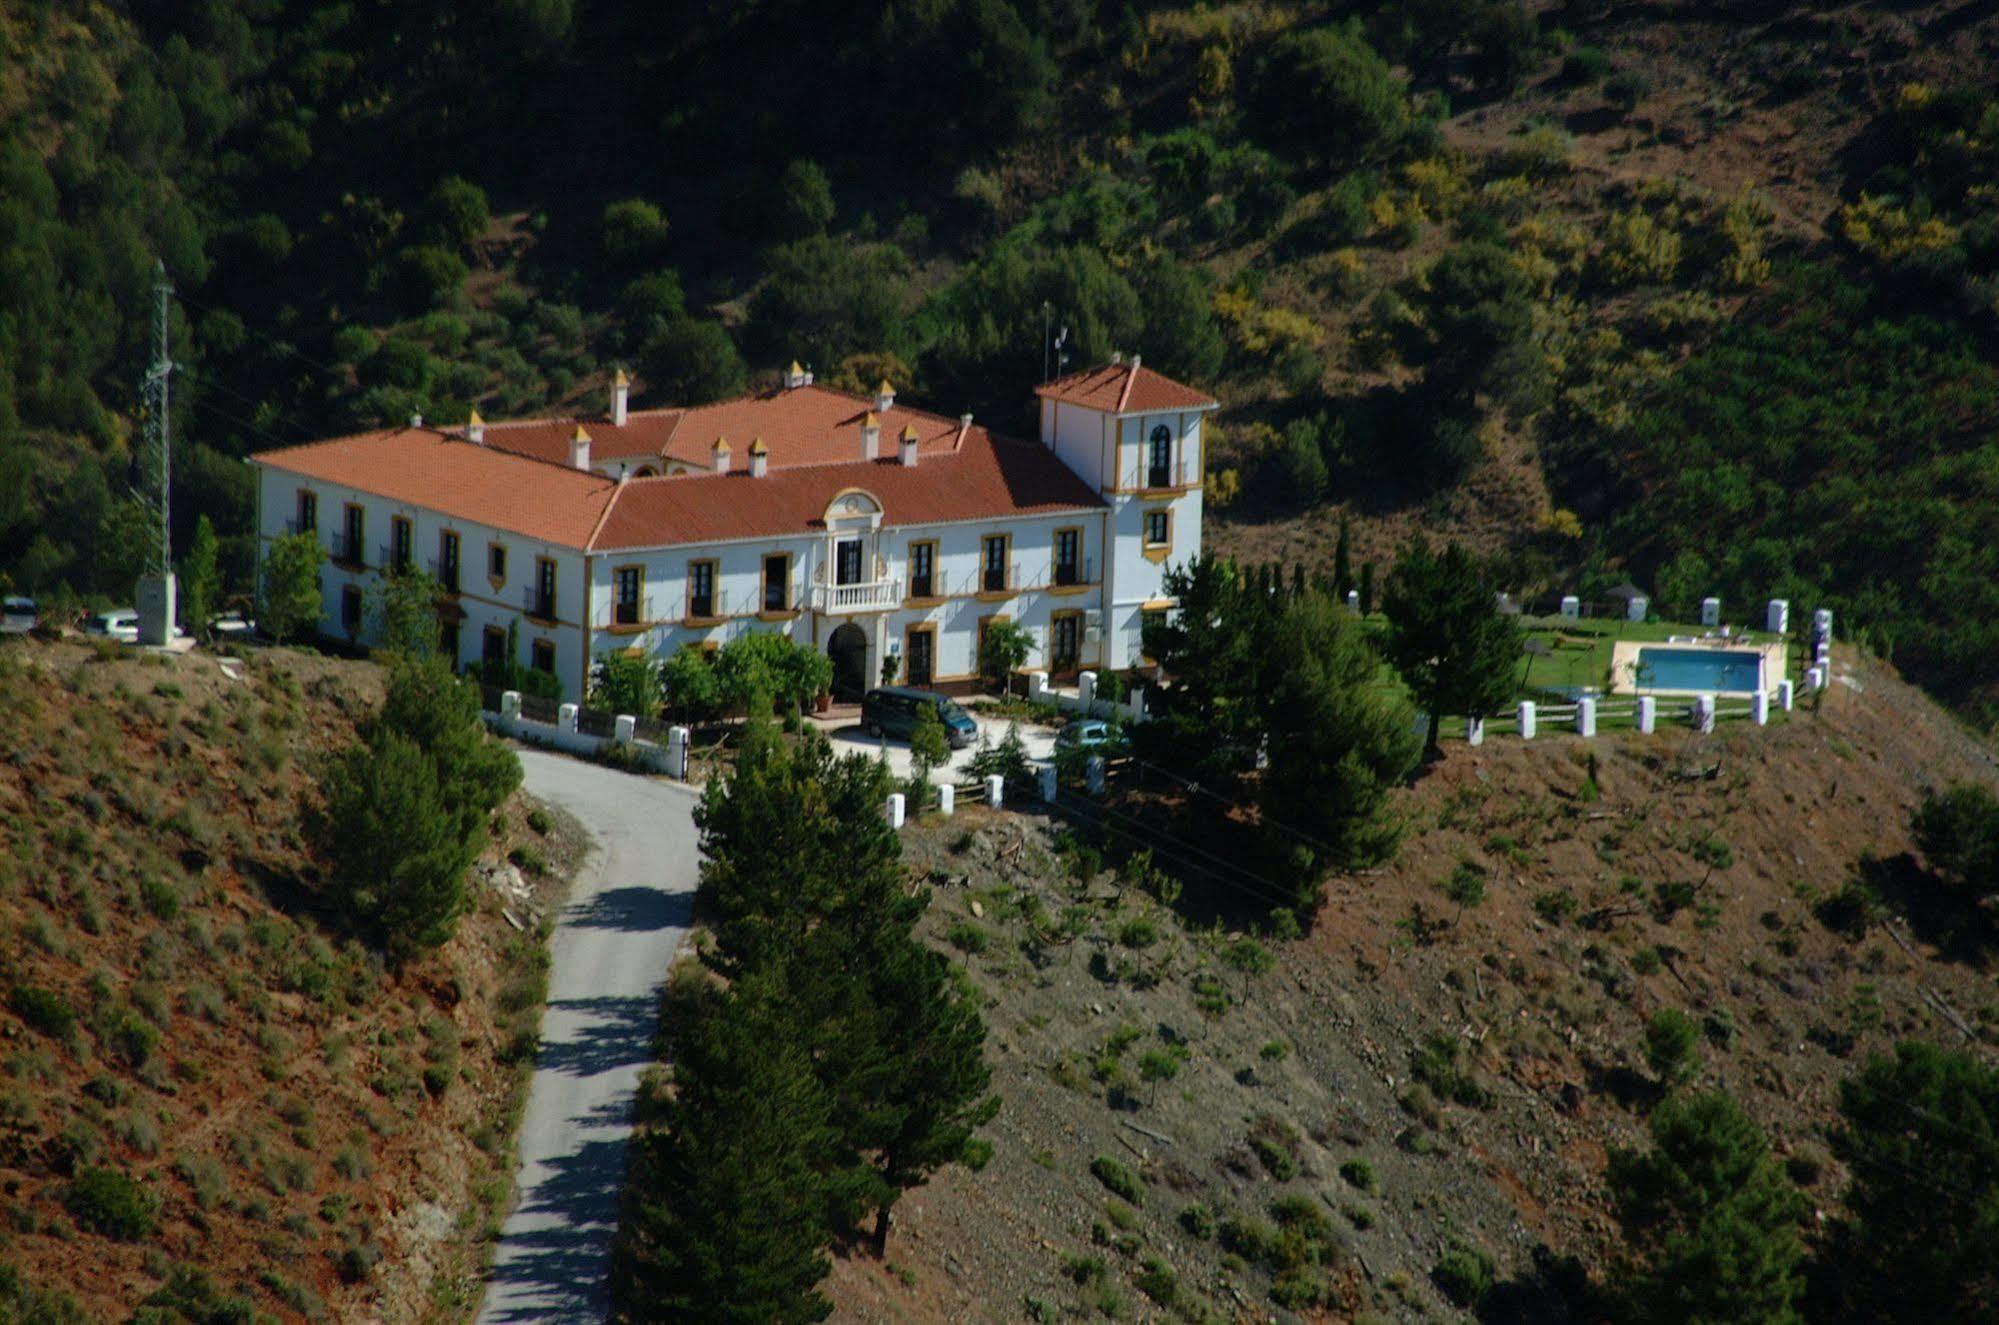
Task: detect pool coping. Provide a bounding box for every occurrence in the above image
[1607,637,1789,697]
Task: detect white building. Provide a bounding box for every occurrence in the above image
[250,357,1217,705]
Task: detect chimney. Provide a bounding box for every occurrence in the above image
[749,436,768,478]
[610,368,630,426]
[861,411,881,462]
[959,412,973,430]
[570,425,592,472]
[466,409,485,445]
[410,411,424,428]
[1129,353,1141,371]
[874,378,895,413]
[1111,351,1122,365]
[785,360,807,389]
[711,436,731,475]
[617,462,630,484]
[899,423,919,468]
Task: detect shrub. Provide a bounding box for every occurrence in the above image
[1178,1203,1215,1239]
[1604,70,1649,113]
[1089,1155,1144,1206]
[1563,45,1612,85]
[1117,917,1159,949]
[946,922,988,955]
[65,1167,160,1240]
[600,198,670,267]
[1339,1157,1377,1193]
[1433,1241,1495,1307]
[1644,1008,1702,1086]
[9,985,75,1039]
[508,844,548,877]
[526,807,554,835]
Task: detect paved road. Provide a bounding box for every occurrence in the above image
[476,749,701,1325]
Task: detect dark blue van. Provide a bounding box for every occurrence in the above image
[861,687,978,748]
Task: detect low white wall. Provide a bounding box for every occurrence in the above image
[1025,670,1149,724]
[480,702,686,777]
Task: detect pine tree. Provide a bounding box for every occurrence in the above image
[1608,1091,1807,1325]
[615,975,835,1325]
[1381,539,1521,755]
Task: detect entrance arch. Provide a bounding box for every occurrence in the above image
[828,622,868,701]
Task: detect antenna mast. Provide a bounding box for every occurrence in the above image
[143,260,174,577]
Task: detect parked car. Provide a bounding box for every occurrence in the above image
[82,608,141,643]
[206,610,258,642]
[861,686,979,749]
[0,596,36,635]
[1054,717,1130,754]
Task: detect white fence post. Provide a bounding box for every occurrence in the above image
[937,783,955,817]
[1027,669,1049,703]
[1346,589,1360,614]
[1038,763,1057,802]
[1807,665,1825,693]
[1694,694,1716,734]
[1085,755,1105,795]
[985,773,1005,808]
[1701,597,1721,627]
[667,725,689,780]
[1128,687,1146,723]
[1560,594,1580,620]
[1779,679,1795,712]
[614,714,636,745]
[1637,695,1656,734]
[1753,691,1769,726]
[1577,696,1597,738]
[886,793,906,829]
[1518,701,1537,741]
[1466,717,1485,747]
[558,702,579,732]
[1627,595,1649,622]
[500,690,522,721]
[1078,670,1097,709]
[1766,599,1789,634]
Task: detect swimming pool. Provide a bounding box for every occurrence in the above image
[1634,646,1765,694]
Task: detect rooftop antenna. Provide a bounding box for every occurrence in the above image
[136,260,178,645]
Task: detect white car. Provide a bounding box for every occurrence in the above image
[207,611,258,642]
[83,609,141,643]
[0,596,35,635]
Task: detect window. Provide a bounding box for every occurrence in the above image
[1141,608,1170,663]
[390,516,413,574]
[342,505,365,565]
[1148,424,1173,488]
[530,639,556,675]
[1143,509,1170,548]
[762,554,789,612]
[482,625,508,669]
[533,557,557,620]
[981,535,1009,593]
[439,530,460,593]
[615,566,642,626]
[688,560,717,619]
[1054,528,1081,586]
[295,490,317,534]
[834,538,863,587]
[907,541,936,599]
[340,584,362,632]
[488,543,508,583]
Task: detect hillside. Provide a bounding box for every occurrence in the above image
[3,1,1996,722]
[0,640,577,1322]
[828,646,1999,1321]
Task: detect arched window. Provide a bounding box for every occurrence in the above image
[1147,424,1173,488]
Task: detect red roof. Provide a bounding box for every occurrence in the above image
[253,428,617,549]
[1034,360,1218,414]
[590,430,1101,549]
[478,385,973,473]
[253,418,1103,552]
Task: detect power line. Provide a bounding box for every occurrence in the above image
[173,288,352,382]
[186,396,300,453]
[178,365,317,441]
[1048,787,1306,914]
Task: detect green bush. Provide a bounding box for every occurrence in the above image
[1339,1157,1377,1193]
[1562,46,1611,85]
[1088,1155,1144,1206]
[1644,1009,1702,1086]
[1178,1203,1215,1239]
[1433,1241,1495,1308]
[65,1167,160,1240]
[8,985,75,1038]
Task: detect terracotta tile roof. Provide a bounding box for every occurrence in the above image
[1034,360,1218,414]
[253,428,618,549]
[476,385,971,473]
[588,430,1103,550]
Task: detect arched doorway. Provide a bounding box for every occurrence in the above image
[828,622,868,701]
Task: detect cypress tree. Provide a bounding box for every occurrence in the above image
[1332,514,1353,601]
[615,974,835,1325]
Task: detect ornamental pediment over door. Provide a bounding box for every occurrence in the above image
[823,488,883,532]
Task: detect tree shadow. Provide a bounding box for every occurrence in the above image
[1475,1244,1597,1324]
[482,1095,639,1324]
[567,884,694,934]
[532,993,663,1080]
[1856,851,1994,966]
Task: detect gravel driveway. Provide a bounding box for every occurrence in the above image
[476,749,701,1325]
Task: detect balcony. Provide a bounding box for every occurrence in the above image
[429,557,461,594]
[1123,459,1196,492]
[813,579,901,614]
[522,586,557,621]
[380,544,413,576]
[330,533,364,566]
